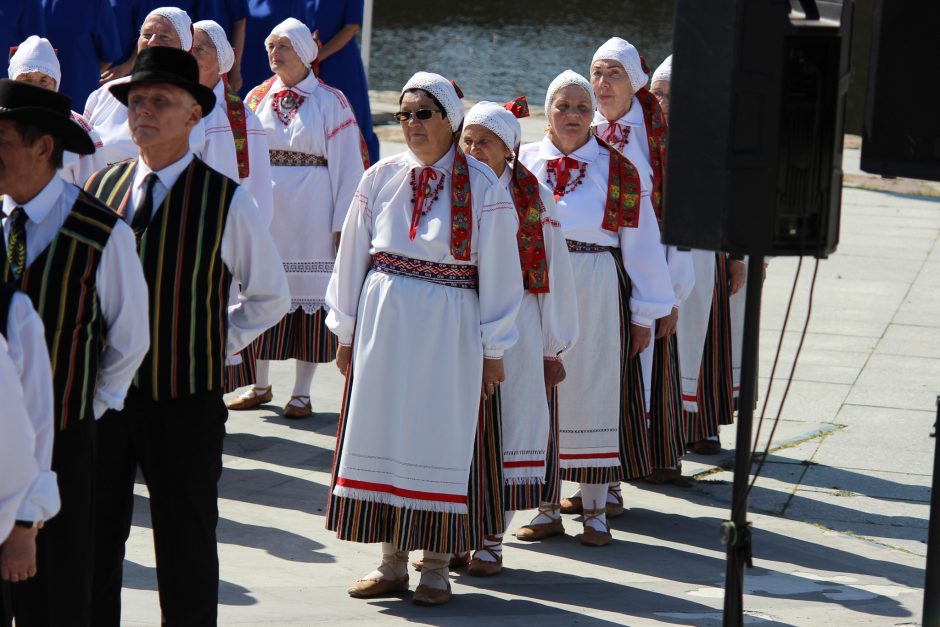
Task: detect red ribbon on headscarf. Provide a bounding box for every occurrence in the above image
[409,167,438,241]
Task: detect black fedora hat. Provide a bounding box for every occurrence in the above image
[109,47,216,115]
[0,79,95,155]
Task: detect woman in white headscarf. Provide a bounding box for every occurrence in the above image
[588,37,694,488]
[8,35,103,185]
[518,70,674,547]
[459,98,578,576]
[226,18,365,418]
[325,72,522,605]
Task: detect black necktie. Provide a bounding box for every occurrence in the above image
[131,173,159,242]
[7,206,28,280]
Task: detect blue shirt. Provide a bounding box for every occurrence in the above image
[202,0,249,38]
[108,0,154,65]
[0,1,46,77]
[43,0,122,108]
[240,0,312,96]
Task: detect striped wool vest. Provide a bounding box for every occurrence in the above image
[0,192,118,430]
[86,157,235,400]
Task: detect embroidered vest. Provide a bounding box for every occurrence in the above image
[0,193,118,430]
[86,158,236,400]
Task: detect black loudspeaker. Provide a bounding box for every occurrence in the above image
[662,0,852,258]
[860,0,940,181]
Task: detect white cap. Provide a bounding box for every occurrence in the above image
[146,7,194,52]
[266,17,317,66]
[194,20,235,74]
[652,55,672,84]
[464,101,522,154]
[401,71,464,133]
[544,69,595,118]
[8,36,61,90]
[592,37,648,92]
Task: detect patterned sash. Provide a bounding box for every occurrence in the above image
[245,76,277,113]
[566,239,618,254]
[269,150,328,167]
[636,87,668,221]
[596,136,642,232]
[223,77,250,178]
[510,161,549,293]
[371,252,478,290]
[450,148,473,261]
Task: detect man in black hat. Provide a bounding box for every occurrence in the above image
[85,47,288,626]
[0,79,151,626]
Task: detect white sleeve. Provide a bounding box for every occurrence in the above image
[5,293,59,522]
[536,189,579,359]
[242,107,274,227]
[619,200,675,327]
[325,100,366,233]
[195,119,241,182]
[220,187,291,356]
[477,182,524,358]
[325,173,375,346]
[93,220,151,419]
[0,336,39,543]
[667,245,695,307]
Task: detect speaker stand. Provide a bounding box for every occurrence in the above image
[722,254,765,627]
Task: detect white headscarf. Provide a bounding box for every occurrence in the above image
[266,17,317,66]
[592,36,648,92]
[464,101,522,154]
[193,20,235,75]
[652,55,672,84]
[8,36,61,89]
[146,7,194,52]
[544,70,595,118]
[401,71,464,133]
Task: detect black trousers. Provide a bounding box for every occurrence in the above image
[1,412,96,627]
[92,388,227,627]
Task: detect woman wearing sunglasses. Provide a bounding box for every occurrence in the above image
[516,70,674,546]
[227,17,366,419]
[324,72,523,605]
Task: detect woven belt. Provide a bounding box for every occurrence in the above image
[269,149,328,167]
[566,239,619,254]
[371,252,479,290]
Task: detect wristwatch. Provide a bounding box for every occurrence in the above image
[13,520,42,529]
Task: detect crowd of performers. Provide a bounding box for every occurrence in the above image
[0,4,748,623]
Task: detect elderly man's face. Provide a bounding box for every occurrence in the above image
[14,71,57,92]
[591,60,634,118]
[192,29,220,88]
[138,16,182,52]
[127,83,200,151]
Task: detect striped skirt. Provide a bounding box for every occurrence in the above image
[223,343,257,393]
[683,254,735,443]
[503,389,560,511]
[254,307,337,363]
[326,370,504,553]
[647,333,687,469]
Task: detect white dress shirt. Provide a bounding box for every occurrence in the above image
[2,175,151,418]
[129,152,290,357]
[0,334,40,543]
[3,291,59,523]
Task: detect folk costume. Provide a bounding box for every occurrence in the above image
[518,70,674,545]
[230,17,365,417]
[325,72,523,603]
[462,99,579,575]
[7,36,105,186]
[0,79,150,627]
[591,37,694,482]
[84,48,289,625]
[83,8,241,182]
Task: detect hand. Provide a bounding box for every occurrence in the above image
[728,260,746,295]
[1,526,38,583]
[335,344,352,374]
[655,307,679,339]
[629,323,651,358]
[99,59,134,84]
[481,357,505,400]
[227,69,243,94]
[543,358,566,391]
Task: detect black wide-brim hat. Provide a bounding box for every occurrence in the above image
[0,79,95,155]
[109,47,216,115]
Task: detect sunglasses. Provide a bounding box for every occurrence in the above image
[394,109,443,122]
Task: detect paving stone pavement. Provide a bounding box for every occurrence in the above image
[118,113,937,625]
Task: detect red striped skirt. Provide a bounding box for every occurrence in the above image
[254,307,337,363]
[648,333,686,469]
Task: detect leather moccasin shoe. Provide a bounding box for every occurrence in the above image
[347,576,408,598]
[514,517,564,541]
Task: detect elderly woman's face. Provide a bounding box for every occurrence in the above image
[591,60,634,117]
[462,125,511,178]
[139,16,182,52]
[191,29,220,88]
[650,80,671,120]
[266,36,305,78]
[549,85,594,147]
[399,90,453,159]
[14,71,57,92]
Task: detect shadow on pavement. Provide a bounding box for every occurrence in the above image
[122,560,256,607]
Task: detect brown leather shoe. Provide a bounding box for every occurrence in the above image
[347,576,409,598]
[646,466,683,484]
[605,486,625,518]
[580,508,612,547]
[226,386,272,410]
[412,551,469,572]
[467,547,502,577]
[283,395,312,419]
[690,438,722,455]
[514,517,565,541]
[412,567,451,606]
[560,495,583,514]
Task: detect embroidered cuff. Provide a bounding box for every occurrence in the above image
[483,350,504,359]
[543,355,563,363]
